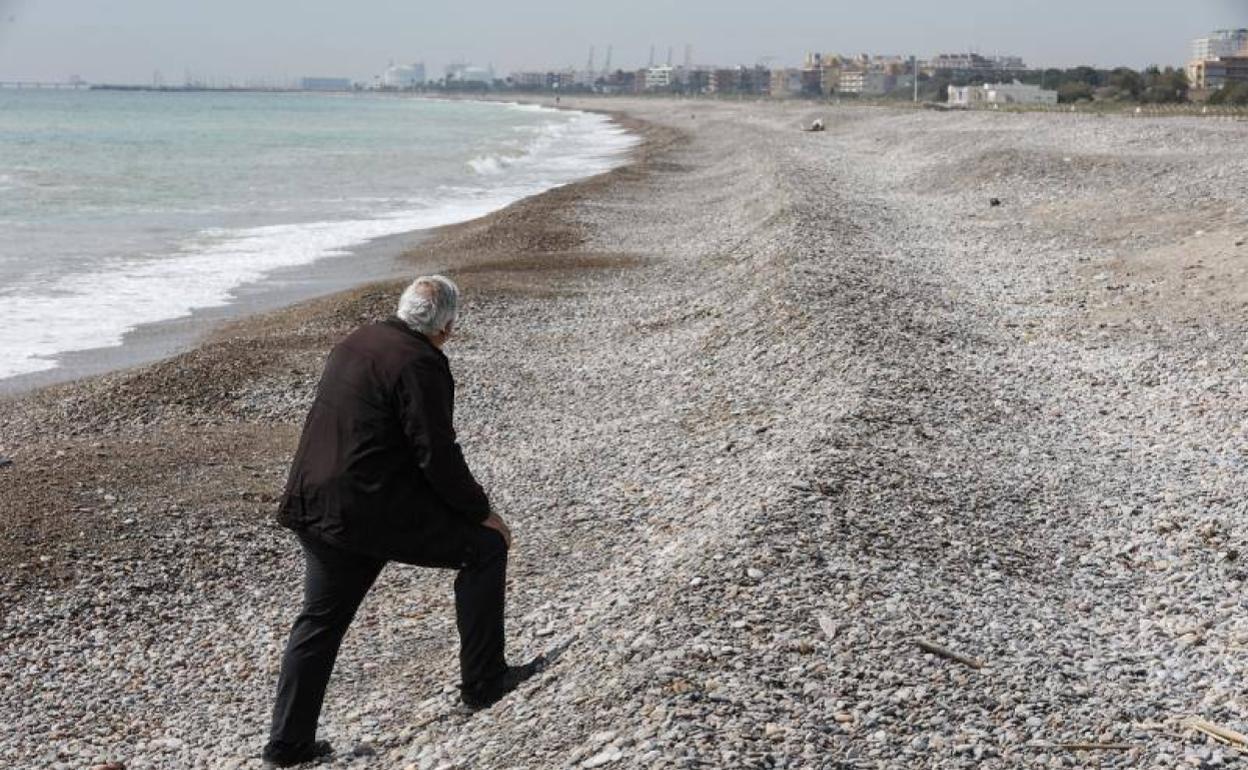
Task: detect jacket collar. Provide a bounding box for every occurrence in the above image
[383,317,447,362]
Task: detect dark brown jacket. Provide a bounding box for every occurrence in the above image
[276,318,490,559]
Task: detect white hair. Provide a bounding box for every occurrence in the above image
[397,275,460,336]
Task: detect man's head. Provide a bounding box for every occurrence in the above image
[397,275,459,348]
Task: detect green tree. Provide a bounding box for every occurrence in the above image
[925,71,955,102]
[1067,66,1103,87]
[1108,67,1144,99]
[1141,66,1188,103]
[1209,82,1248,105]
[1058,81,1094,103]
[1040,68,1065,90]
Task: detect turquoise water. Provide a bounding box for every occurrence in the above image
[0,91,635,379]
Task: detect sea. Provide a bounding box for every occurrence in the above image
[0,90,636,383]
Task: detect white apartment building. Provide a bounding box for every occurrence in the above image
[509,70,577,89]
[838,69,866,94]
[645,65,675,90]
[924,53,1028,73]
[836,70,911,96]
[948,80,1057,107]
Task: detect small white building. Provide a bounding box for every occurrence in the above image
[948,80,1057,107]
[446,64,494,85]
[382,63,426,88]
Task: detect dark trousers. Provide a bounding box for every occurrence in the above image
[267,525,508,746]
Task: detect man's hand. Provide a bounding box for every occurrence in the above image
[482,511,512,550]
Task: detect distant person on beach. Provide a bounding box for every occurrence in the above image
[262,276,539,768]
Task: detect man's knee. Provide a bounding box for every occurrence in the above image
[468,526,508,567]
[289,609,353,649]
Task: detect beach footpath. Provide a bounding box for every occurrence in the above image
[1,98,1245,768]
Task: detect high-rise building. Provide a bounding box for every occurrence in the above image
[1189,30,1248,90]
[1192,29,1248,62]
[1190,56,1248,91]
[509,70,577,90]
[922,53,1028,75]
[707,66,770,96]
[800,52,842,96]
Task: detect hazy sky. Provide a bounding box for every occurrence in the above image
[1,0,1245,84]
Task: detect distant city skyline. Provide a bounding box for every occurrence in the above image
[0,0,1244,84]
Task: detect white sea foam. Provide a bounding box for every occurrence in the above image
[468,108,628,178]
[0,104,638,380]
[467,155,512,175]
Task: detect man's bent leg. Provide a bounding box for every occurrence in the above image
[391,522,510,696]
[268,534,385,749]
[454,527,509,691]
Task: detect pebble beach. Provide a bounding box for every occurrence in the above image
[0,98,1246,769]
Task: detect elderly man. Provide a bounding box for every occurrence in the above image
[262,276,538,768]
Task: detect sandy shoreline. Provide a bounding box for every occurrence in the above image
[1,98,1245,769]
[0,107,668,571]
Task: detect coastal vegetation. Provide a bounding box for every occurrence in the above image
[913,65,1192,104]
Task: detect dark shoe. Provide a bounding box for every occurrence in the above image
[262,739,334,767]
[460,657,544,711]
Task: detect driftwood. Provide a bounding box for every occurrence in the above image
[916,639,984,669]
[1027,741,1133,752]
[1182,717,1248,753]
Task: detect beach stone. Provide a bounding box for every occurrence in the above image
[582,747,623,767]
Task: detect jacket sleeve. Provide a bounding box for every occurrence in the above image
[395,359,491,523]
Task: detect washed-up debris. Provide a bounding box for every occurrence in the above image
[1182,717,1248,753]
[916,639,984,669]
[1052,742,1134,751]
[0,456,12,469]
[817,613,837,639]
